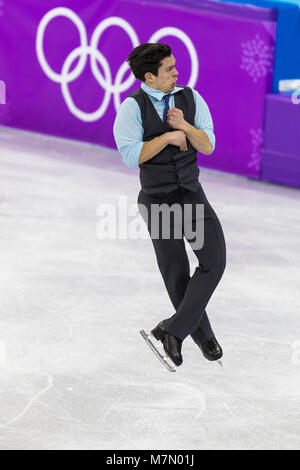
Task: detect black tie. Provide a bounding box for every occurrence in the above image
[162,94,171,123]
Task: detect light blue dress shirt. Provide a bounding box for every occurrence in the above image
[113,82,216,168]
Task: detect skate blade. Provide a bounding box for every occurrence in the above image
[217,359,223,368]
[139,329,176,372]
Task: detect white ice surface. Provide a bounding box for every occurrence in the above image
[0,126,299,450]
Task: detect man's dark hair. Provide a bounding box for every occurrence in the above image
[127,43,172,82]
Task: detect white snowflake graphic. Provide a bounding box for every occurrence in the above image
[241,34,274,83]
[247,128,263,172]
[0,101,12,124]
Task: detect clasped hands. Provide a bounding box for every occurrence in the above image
[166,107,189,152]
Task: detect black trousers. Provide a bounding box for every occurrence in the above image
[137,184,226,343]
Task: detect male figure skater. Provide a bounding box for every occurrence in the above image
[113,43,226,371]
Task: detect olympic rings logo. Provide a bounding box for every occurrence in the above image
[36,7,199,122]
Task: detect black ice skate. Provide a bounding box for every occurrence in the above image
[139,321,183,372]
[199,337,223,367]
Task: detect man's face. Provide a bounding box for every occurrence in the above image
[145,54,178,92]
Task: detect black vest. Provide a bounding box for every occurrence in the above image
[128,86,201,194]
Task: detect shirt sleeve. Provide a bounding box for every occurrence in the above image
[113,97,144,168]
[192,89,216,152]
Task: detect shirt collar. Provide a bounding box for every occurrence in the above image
[141,82,184,101]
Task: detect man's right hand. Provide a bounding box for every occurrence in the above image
[167,130,188,152]
[138,130,188,165]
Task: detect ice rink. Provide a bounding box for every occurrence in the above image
[0,126,299,450]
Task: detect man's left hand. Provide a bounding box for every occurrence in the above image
[166,107,187,131]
